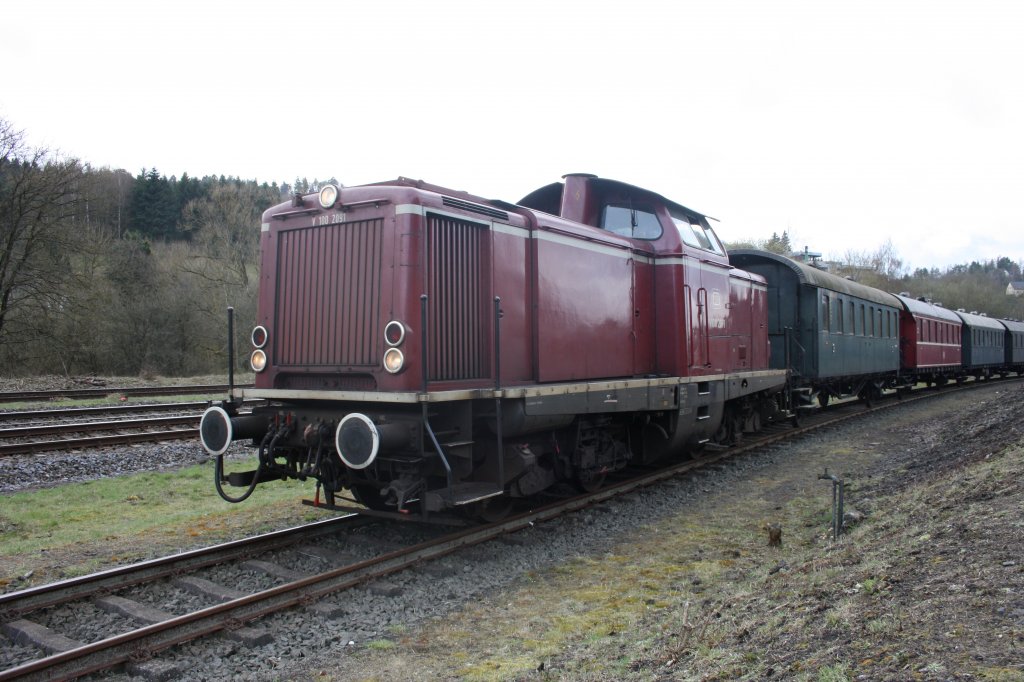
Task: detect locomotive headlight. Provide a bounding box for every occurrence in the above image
[384,320,405,346]
[382,348,404,374]
[318,184,339,209]
[251,325,268,349]
[250,349,268,372]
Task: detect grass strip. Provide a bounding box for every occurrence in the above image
[0,457,321,586]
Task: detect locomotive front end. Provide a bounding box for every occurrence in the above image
[202,179,506,514]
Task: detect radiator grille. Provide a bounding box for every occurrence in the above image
[274,219,383,367]
[426,214,487,381]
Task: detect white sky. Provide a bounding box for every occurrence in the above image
[3,0,1022,271]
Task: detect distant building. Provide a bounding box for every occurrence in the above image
[791,247,827,269]
[1007,281,1024,296]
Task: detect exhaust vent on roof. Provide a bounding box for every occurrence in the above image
[442,196,509,221]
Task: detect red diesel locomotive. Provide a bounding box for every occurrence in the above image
[200,174,788,518]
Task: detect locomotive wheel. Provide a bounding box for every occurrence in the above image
[576,469,607,493]
[713,408,741,445]
[350,484,391,511]
[471,495,514,523]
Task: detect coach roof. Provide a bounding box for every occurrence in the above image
[729,249,901,308]
[892,294,963,323]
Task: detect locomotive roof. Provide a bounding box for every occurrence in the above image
[891,294,963,323]
[955,309,1008,331]
[729,249,900,308]
[517,177,711,222]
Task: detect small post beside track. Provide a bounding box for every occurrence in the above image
[818,468,844,540]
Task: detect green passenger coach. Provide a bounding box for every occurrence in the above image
[729,249,901,405]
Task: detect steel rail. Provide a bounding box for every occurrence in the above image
[0,385,252,404]
[0,416,199,439]
[0,429,200,456]
[0,514,368,619]
[0,400,260,421]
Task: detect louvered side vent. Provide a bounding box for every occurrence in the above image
[427,214,488,381]
[274,219,383,367]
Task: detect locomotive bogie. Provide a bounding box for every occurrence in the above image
[208,371,787,515]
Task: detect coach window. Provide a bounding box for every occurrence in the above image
[822,295,831,333]
[601,204,662,239]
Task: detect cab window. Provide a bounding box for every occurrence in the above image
[669,208,725,255]
[601,205,663,239]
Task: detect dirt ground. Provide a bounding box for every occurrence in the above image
[291,381,1024,681]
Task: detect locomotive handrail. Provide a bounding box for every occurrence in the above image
[494,296,505,491]
[419,293,455,500]
[423,417,454,492]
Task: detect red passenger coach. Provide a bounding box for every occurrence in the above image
[893,294,963,385]
[201,174,788,519]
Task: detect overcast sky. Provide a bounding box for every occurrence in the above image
[3,0,1022,270]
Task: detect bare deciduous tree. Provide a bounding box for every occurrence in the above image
[0,118,86,359]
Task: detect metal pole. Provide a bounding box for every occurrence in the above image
[227,307,235,399]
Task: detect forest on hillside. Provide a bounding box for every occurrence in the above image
[2,117,1023,377]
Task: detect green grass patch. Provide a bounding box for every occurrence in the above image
[0,456,320,582]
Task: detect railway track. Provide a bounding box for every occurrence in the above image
[2,380,995,681]
[0,402,262,457]
[0,402,227,422]
[0,385,251,405]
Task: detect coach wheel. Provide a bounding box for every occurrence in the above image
[817,393,830,409]
[789,412,801,428]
